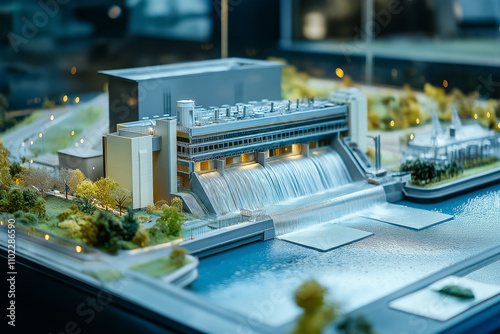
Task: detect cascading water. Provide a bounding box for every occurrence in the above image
[270,184,387,236]
[199,149,352,216]
[199,148,388,236]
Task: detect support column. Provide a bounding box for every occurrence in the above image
[216,159,225,176]
[256,152,267,167]
[301,143,310,157]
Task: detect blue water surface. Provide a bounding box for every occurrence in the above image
[189,183,500,328]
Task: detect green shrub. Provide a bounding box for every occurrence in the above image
[13,211,39,225]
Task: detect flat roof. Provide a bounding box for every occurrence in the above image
[99,57,284,82]
[58,147,102,159]
[184,104,348,137]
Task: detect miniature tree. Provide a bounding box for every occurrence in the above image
[24,167,55,197]
[32,198,46,218]
[94,210,124,253]
[75,180,98,215]
[9,162,23,178]
[171,197,183,212]
[57,168,85,199]
[121,207,139,241]
[293,280,337,334]
[5,188,23,213]
[337,315,376,334]
[111,187,132,215]
[157,206,184,237]
[0,143,10,169]
[169,247,189,267]
[133,229,150,247]
[0,167,13,191]
[95,177,119,211]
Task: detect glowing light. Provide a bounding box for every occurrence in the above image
[44,234,50,241]
[410,133,414,140]
[390,120,395,127]
[63,95,68,102]
[39,133,42,138]
[30,160,33,164]
[391,69,398,78]
[303,12,327,40]
[75,143,79,147]
[50,115,54,121]
[71,131,75,136]
[76,245,82,253]
[443,80,448,88]
[80,139,84,144]
[335,68,344,79]
[474,113,478,120]
[416,118,420,125]
[92,167,95,170]
[75,97,80,104]
[30,140,34,145]
[71,66,77,75]
[498,122,500,128]
[108,5,122,19]
[0,221,3,225]
[21,142,25,147]
[487,112,491,118]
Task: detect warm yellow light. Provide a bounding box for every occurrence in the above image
[39,133,42,138]
[443,80,448,88]
[71,131,75,136]
[390,120,395,127]
[498,122,500,128]
[30,160,33,164]
[92,167,95,170]
[487,112,491,118]
[50,115,54,121]
[76,245,82,253]
[22,142,25,147]
[75,143,79,147]
[0,221,3,225]
[63,95,68,102]
[474,113,478,120]
[80,139,84,144]
[416,118,420,125]
[75,97,80,104]
[335,68,344,79]
[410,133,414,140]
[44,234,50,241]
[71,66,77,75]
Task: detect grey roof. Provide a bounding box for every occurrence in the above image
[58,147,102,159]
[99,57,284,82]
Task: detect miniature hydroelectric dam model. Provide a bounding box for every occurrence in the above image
[103,88,453,255]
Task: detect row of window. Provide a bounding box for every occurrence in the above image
[177,121,346,156]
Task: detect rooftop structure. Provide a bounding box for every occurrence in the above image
[100,58,284,132]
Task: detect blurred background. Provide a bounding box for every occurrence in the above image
[0,0,499,111]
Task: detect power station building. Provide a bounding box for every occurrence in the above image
[100,58,284,132]
[103,89,367,212]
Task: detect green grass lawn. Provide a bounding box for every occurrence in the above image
[30,106,103,155]
[130,257,190,278]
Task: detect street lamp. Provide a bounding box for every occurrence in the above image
[50,115,54,121]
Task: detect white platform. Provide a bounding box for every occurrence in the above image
[278,223,373,251]
[362,203,453,230]
[389,276,500,321]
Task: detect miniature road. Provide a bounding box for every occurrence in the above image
[1,93,108,165]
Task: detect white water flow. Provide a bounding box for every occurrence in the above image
[199,149,388,235]
[199,150,352,216]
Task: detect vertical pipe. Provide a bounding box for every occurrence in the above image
[363,0,374,85]
[221,0,228,58]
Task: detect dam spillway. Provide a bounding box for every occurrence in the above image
[199,149,353,216]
